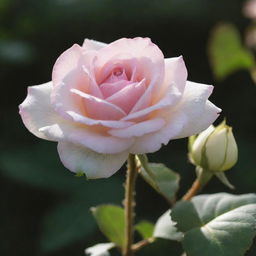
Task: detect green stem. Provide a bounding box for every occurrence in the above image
[123,154,138,256]
[182,167,213,201]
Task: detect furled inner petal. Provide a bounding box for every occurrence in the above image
[81,63,103,98]
[105,79,146,114]
[70,88,126,120]
[100,80,133,98]
[95,38,165,95]
[104,67,128,83]
[122,84,182,121]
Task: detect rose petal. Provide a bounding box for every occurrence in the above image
[66,111,133,128]
[70,88,126,120]
[52,44,82,86]
[97,37,164,68]
[51,47,103,121]
[19,82,60,140]
[57,142,128,179]
[106,79,146,113]
[100,80,133,99]
[82,39,108,51]
[171,81,221,138]
[108,118,165,138]
[160,56,187,98]
[122,84,182,121]
[130,81,221,154]
[52,45,101,97]
[40,123,134,154]
[129,114,186,154]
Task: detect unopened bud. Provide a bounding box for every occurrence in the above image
[189,121,238,172]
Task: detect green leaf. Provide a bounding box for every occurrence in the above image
[172,193,256,256]
[135,221,154,239]
[91,205,125,248]
[208,23,255,80]
[153,210,183,241]
[85,243,115,256]
[138,157,180,203]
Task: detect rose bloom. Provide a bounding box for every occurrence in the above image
[19,37,220,179]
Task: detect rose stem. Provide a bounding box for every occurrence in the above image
[123,154,138,256]
[182,168,213,201]
[182,178,202,201]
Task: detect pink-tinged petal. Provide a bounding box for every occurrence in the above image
[129,81,221,154]
[108,118,165,138]
[100,80,132,99]
[82,63,103,98]
[129,64,164,114]
[97,37,164,67]
[66,111,134,128]
[122,84,182,121]
[57,142,128,179]
[51,49,104,121]
[39,124,134,154]
[70,89,126,120]
[52,44,82,86]
[82,39,108,51]
[106,79,146,113]
[19,82,60,141]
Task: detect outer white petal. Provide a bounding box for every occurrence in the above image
[160,56,187,97]
[57,142,128,179]
[82,39,108,51]
[19,82,60,141]
[130,81,221,154]
[172,81,221,139]
[85,243,115,256]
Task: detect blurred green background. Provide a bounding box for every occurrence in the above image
[1,0,256,255]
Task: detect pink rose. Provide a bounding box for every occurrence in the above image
[19,37,220,179]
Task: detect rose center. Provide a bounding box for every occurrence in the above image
[113,68,123,77]
[102,67,129,84]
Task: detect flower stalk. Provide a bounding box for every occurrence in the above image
[123,154,138,256]
[182,167,213,201]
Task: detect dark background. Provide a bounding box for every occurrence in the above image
[1,0,256,255]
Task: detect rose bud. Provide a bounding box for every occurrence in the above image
[190,121,238,172]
